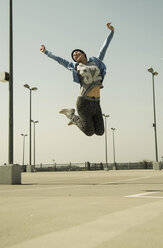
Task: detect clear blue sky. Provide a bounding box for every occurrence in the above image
[0,0,163,165]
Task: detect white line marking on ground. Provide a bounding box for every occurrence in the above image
[125,191,163,199]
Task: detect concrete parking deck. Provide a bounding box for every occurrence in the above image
[1,170,163,248]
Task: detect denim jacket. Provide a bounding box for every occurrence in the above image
[44,30,114,84]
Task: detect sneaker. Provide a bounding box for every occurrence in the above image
[59,108,75,119]
[68,120,75,126]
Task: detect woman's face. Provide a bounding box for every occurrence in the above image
[72,51,87,63]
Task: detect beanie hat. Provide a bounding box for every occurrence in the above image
[71,49,87,62]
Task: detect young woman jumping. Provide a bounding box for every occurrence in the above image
[40,22,114,136]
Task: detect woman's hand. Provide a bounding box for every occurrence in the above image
[40,44,46,53]
[107,22,114,31]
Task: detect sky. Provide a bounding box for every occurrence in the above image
[0,0,163,165]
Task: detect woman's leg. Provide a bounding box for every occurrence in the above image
[72,97,95,136]
[92,103,104,136]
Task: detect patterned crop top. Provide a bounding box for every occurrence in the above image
[77,61,103,96]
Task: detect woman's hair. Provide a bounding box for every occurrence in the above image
[71,49,87,62]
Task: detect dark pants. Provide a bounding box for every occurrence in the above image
[72,96,104,136]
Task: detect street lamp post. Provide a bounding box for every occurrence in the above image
[0,0,21,184]
[103,114,109,168]
[147,67,159,162]
[31,120,39,169]
[21,134,27,165]
[24,84,38,166]
[0,0,13,164]
[9,0,14,164]
[111,128,116,165]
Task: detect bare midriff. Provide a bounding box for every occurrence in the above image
[85,86,101,98]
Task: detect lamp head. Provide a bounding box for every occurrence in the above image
[148,67,154,73]
[24,84,30,89]
[31,87,38,91]
[103,114,110,117]
[31,120,39,123]
[0,72,10,82]
[153,72,158,76]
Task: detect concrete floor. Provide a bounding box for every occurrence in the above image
[1,170,163,248]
